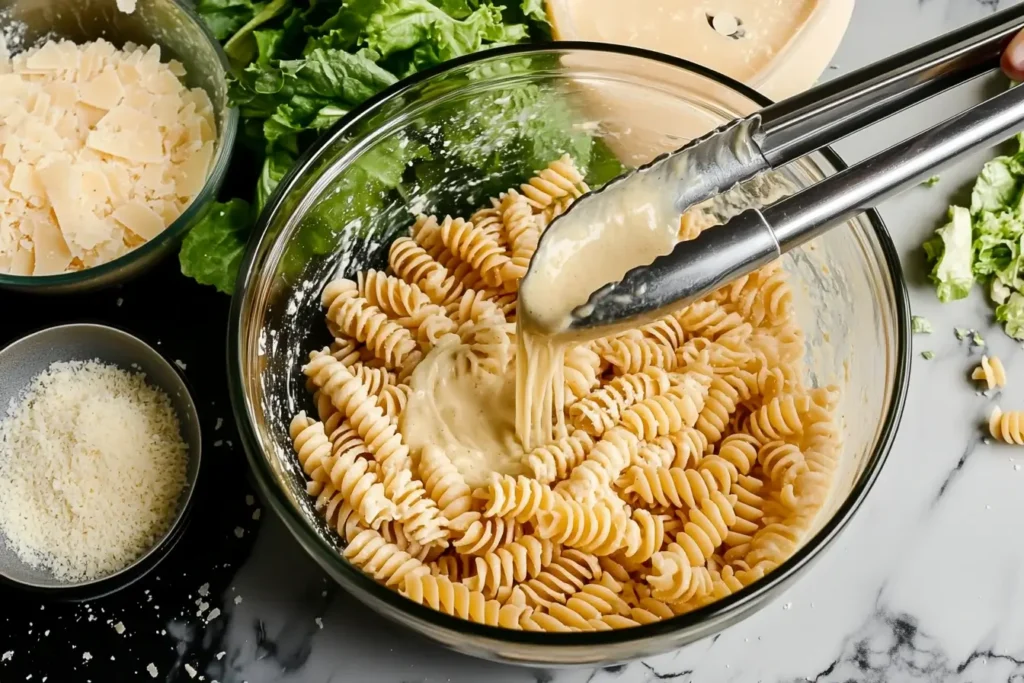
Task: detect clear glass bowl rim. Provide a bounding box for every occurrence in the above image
[228,42,912,650]
[0,0,240,289]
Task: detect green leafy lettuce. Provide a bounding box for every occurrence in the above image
[924,206,974,303]
[923,133,1024,339]
[180,199,253,294]
[184,0,579,294]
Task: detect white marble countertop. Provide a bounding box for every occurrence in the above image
[215,2,1024,681]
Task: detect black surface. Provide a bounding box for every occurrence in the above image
[0,259,262,682]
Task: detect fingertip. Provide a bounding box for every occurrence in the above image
[1003,32,1024,81]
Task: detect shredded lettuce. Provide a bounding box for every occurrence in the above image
[923,132,1024,338]
[183,0,567,294]
[924,206,974,302]
[911,316,932,334]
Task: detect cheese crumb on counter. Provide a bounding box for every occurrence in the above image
[0,38,217,276]
[0,360,188,581]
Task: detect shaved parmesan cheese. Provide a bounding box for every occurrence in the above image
[0,39,218,276]
[79,70,124,110]
[112,201,163,240]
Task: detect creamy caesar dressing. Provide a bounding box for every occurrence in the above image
[564,0,820,83]
[399,337,524,487]
[514,170,686,449]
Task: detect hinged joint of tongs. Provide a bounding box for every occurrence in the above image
[558,3,1024,332]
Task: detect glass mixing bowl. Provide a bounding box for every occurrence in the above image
[0,0,237,293]
[229,45,911,666]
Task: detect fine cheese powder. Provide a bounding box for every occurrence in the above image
[0,38,217,276]
[0,360,189,582]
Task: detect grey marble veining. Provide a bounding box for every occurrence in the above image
[199,1,1024,681]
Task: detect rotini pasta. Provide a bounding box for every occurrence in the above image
[989,406,1024,444]
[288,157,842,632]
[973,355,1007,391]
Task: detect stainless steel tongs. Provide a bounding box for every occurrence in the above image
[549,4,1024,333]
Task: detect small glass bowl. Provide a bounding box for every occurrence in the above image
[230,45,911,666]
[0,0,238,294]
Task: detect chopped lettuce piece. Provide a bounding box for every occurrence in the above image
[996,292,1024,340]
[911,316,933,334]
[921,175,940,187]
[921,351,935,360]
[925,206,975,302]
[955,328,970,340]
[971,157,1019,214]
[972,332,986,347]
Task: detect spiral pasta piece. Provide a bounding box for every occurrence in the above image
[469,203,505,246]
[439,215,523,291]
[452,515,523,555]
[757,440,809,487]
[303,350,411,471]
[569,368,673,437]
[429,553,475,581]
[523,431,594,484]
[640,315,687,350]
[509,549,601,609]
[591,336,678,375]
[499,190,540,274]
[695,375,740,443]
[381,466,448,548]
[519,155,588,213]
[535,498,640,556]
[622,465,724,510]
[647,550,714,603]
[388,237,465,307]
[344,529,430,589]
[618,509,666,566]
[478,474,558,523]
[973,355,1007,391]
[419,445,473,523]
[745,394,807,444]
[376,383,411,418]
[718,433,760,476]
[288,412,332,484]
[563,345,603,404]
[557,426,641,497]
[670,491,737,567]
[401,573,508,625]
[358,269,433,322]
[322,280,419,369]
[619,375,709,441]
[989,406,1024,444]
[314,419,395,528]
[463,535,556,598]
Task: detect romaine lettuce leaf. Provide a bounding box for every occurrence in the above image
[925,205,974,302]
[971,157,1019,215]
[996,291,1024,339]
[179,199,253,294]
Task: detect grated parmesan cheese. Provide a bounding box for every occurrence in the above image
[0,360,188,581]
[0,38,217,275]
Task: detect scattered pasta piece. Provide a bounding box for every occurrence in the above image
[972,355,1006,391]
[990,406,1024,445]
